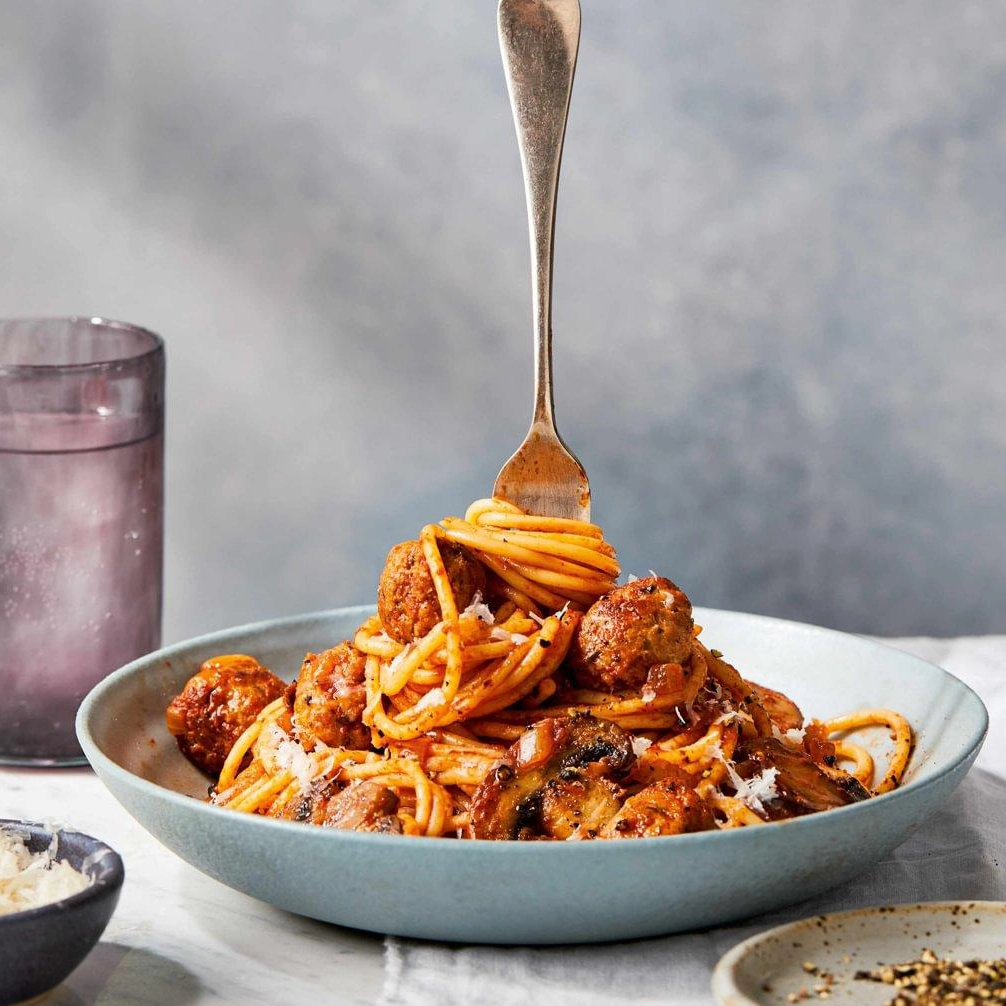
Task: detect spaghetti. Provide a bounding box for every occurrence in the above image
[167,498,914,840]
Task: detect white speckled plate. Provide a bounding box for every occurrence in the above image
[713,901,1006,1005]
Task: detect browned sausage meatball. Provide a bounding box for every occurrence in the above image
[376,539,487,644]
[567,576,694,692]
[601,776,714,838]
[166,654,286,776]
[540,774,624,840]
[293,642,372,751]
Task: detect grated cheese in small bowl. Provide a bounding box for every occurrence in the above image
[0,827,93,916]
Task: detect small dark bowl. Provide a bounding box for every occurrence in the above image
[0,820,124,1006]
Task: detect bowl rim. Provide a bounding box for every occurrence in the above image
[76,605,989,852]
[711,899,1006,1006]
[0,819,125,926]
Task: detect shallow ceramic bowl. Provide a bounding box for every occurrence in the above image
[713,901,1006,1005]
[0,820,124,1006]
[76,606,986,944]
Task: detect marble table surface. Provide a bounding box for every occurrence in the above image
[0,767,386,1006]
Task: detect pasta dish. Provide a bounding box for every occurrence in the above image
[165,499,913,840]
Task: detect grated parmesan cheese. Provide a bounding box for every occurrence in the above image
[387,642,415,677]
[772,724,807,746]
[714,709,755,728]
[413,687,446,712]
[0,829,91,916]
[274,735,316,792]
[490,627,529,644]
[706,736,781,816]
[722,763,780,816]
[259,723,317,791]
[630,736,653,756]
[462,592,494,625]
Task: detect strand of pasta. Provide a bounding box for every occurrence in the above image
[707,794,765,828]
[831,740,875,787]
[366,611,579,741]
[822,708,912,794]
[432,498,620,611]
[217,696,287,791]
[216,728,456,836]
[420,526,463,702]
[696,642,774,737]
[441,517,618,585]
[646,722,737,776]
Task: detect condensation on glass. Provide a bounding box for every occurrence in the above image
[0,318,164,765]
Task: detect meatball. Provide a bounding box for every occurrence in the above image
[166,654,286,776]
[293,642,372,751]
[377,539,487,644]
[601,776,714,839]
[540,773,623,840]
[567,576,695,692]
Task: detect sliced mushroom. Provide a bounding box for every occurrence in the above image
[732,737,870,817]
[269,778,402,833]
[322,781,402,833]
[749,682,803,733]
[468,715,635,840]
[700,645,775,737]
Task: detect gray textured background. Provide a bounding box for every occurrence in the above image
[1,1,1003,640]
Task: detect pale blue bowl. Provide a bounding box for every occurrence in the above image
[76,606,986,944]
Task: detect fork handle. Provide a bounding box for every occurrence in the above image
[498,0,580,428]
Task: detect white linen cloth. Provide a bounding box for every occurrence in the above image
[378,636,1006,1006]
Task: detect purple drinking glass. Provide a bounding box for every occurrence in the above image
[0,318,164,766]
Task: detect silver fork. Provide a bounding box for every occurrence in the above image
[493,0,589,522]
